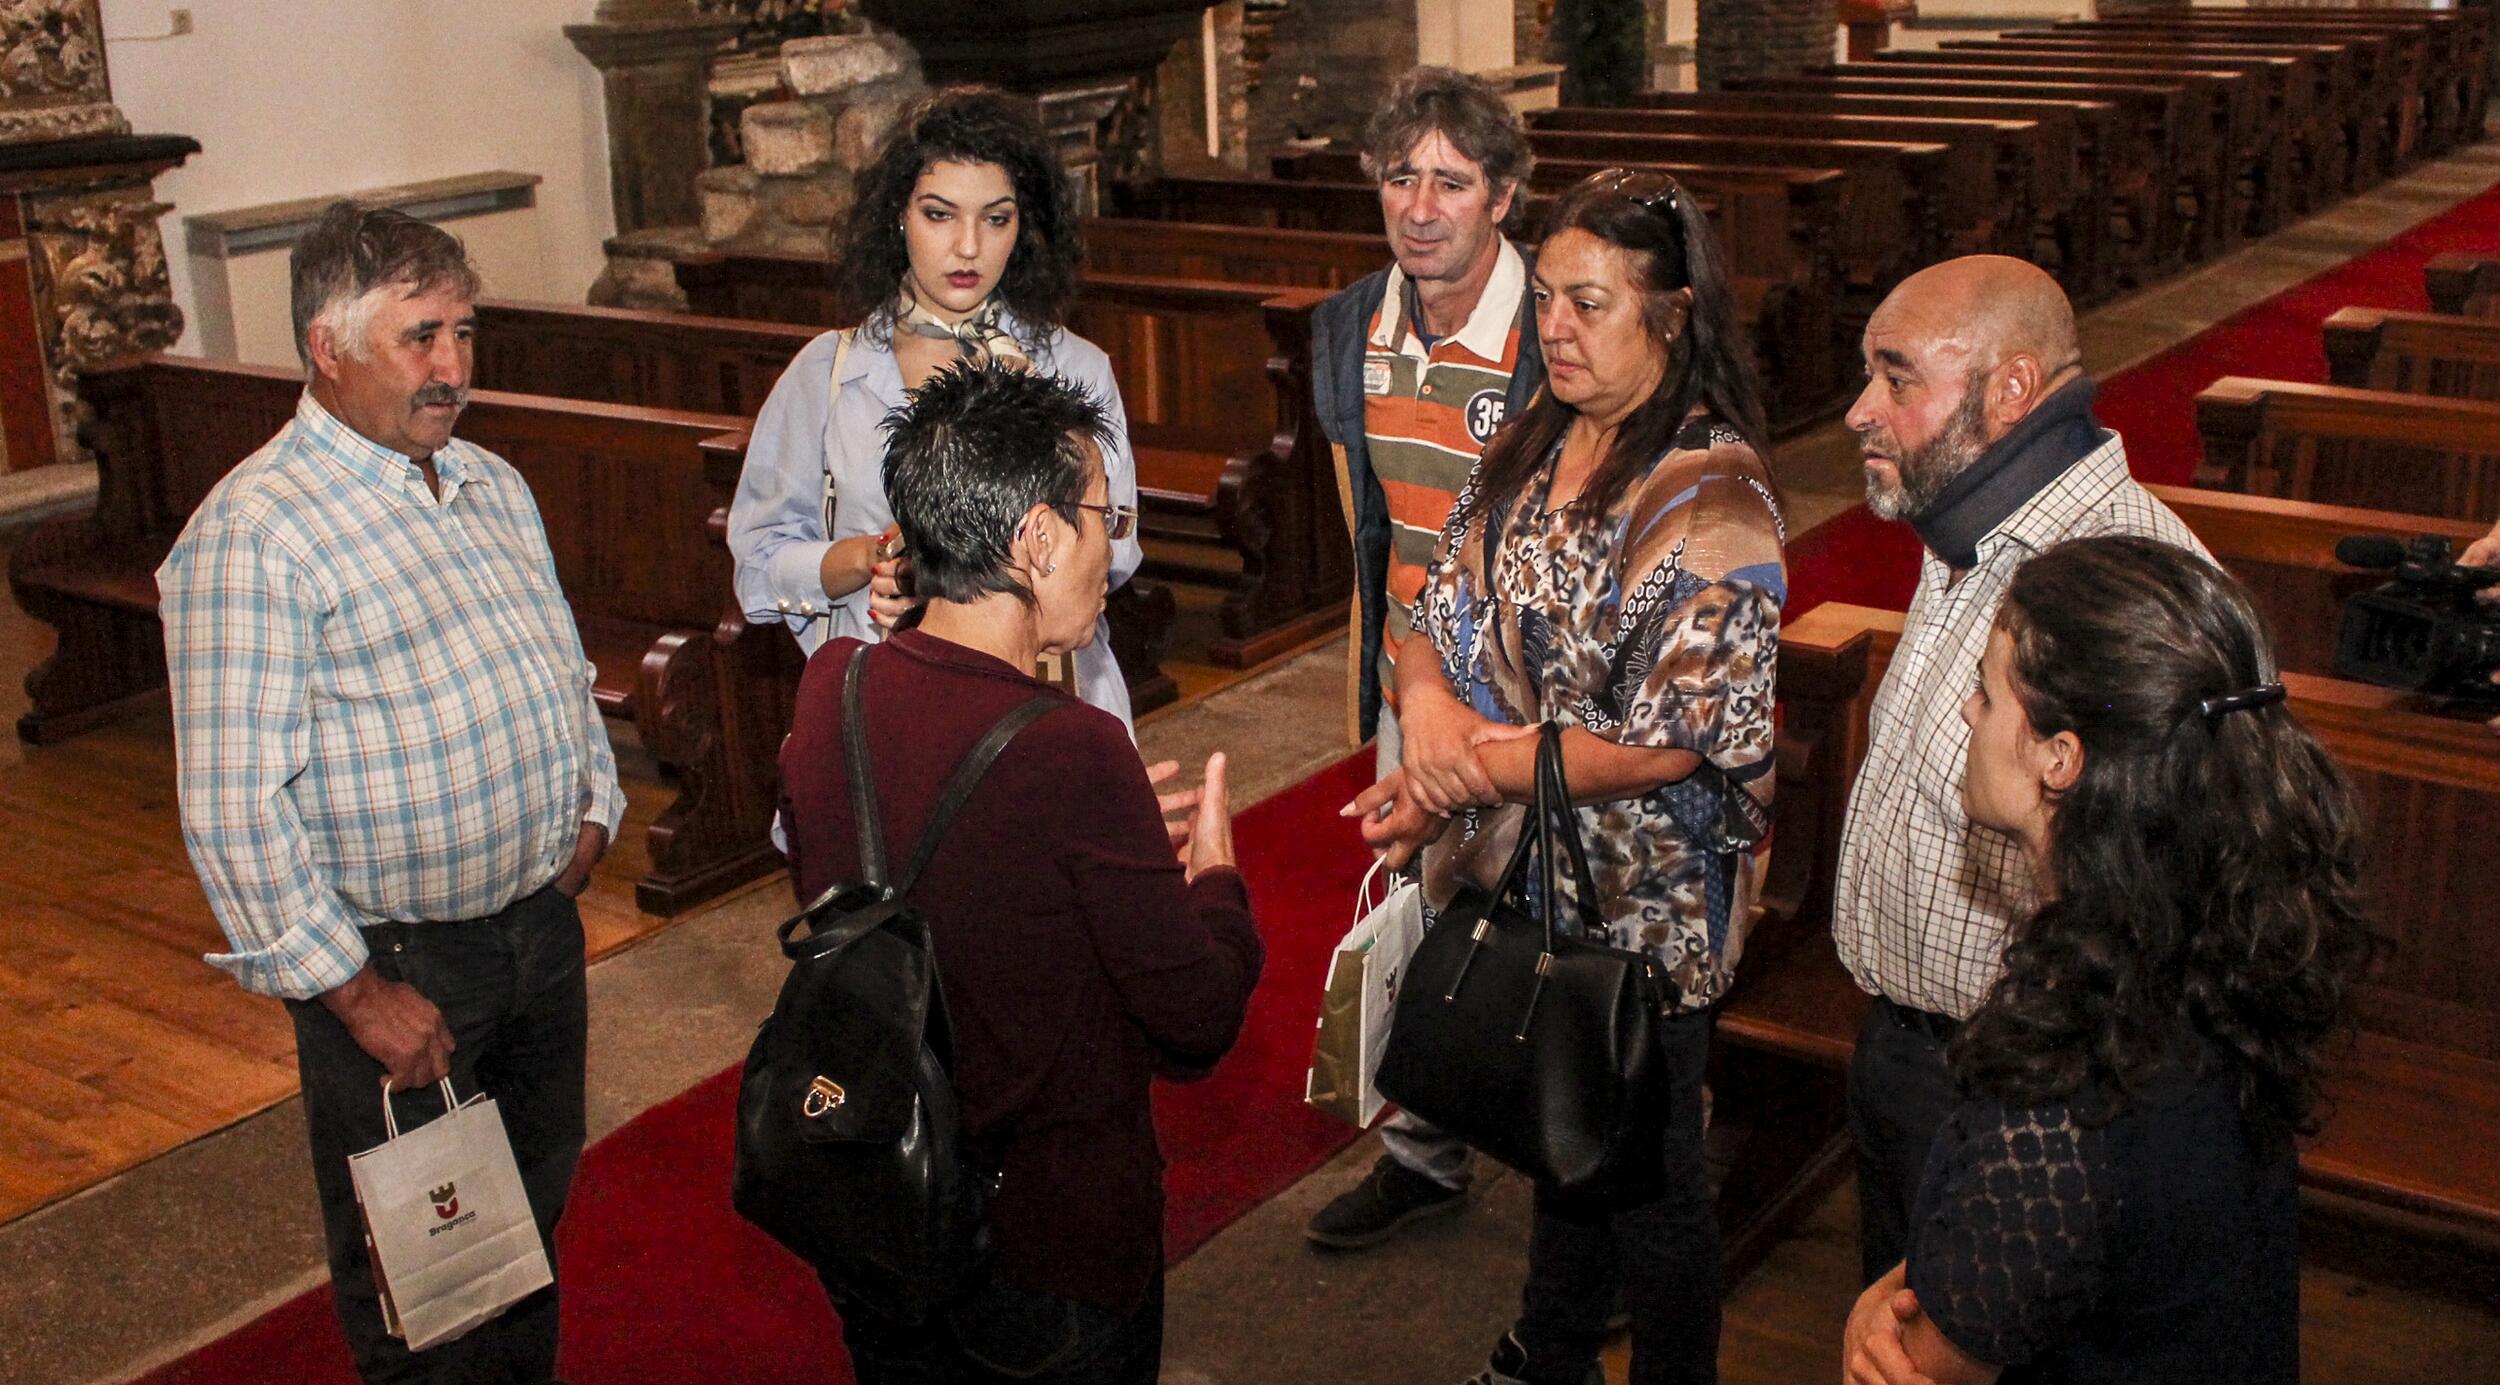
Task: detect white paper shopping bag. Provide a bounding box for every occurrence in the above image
[349,1076,553,1351]
[1307,858,1427,1128]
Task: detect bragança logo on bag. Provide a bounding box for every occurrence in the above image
[425,1181,479,1237]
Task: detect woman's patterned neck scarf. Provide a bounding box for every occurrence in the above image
[893,286,1031,371]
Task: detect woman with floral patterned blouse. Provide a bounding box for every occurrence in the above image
[1349,169,1786,1385]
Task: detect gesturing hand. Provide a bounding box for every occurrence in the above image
[1343,768,1450,871]
[321,966,455,1091]
[1148,759,1200,856]
[1184,752,1236,882]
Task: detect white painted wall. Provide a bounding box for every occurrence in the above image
[97,0,616,356]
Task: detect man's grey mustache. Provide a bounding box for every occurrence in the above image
[414,385,467,408]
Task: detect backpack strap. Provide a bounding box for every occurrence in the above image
[840,645,888,888]
[893,695,1057,897]
[840,641,1057,899]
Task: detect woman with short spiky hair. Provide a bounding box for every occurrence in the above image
[777,363,1262,1383]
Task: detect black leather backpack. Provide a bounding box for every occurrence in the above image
[732,647,1052,1326]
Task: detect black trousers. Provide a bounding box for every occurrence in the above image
[837,1269,1165,1385]
[1845,997,1963,1286]
[285,886,588,1385]
[1512,1006,1720,1385]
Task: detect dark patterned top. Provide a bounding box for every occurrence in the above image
[1905,1043,2300,1383]
[1411,412,1784,1011]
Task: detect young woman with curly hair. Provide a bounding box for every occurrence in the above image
[1843,535,2380,1385]
[726,85,1141,722]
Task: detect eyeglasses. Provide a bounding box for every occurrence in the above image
[1071,502,1138,541]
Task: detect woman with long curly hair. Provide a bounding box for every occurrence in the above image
[1844,535,2379,1385]
[726,85,1141,722]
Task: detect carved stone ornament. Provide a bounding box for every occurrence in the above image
[26,187,182,457]
[0,0,128,146]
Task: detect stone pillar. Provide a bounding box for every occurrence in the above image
[0,2,191,473]
[1695,0,1834,91]
[565,0,748,235]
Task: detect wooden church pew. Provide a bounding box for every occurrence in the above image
[2041,19,2410,178]
[1855,55,2240,259]
[2426,254,2500,320]
[1519,125,1965,284]
[1728,72,2189,284]
[7,355,783,917]
[2194,376,2500,523]
[1940,38,2314,228]
[1528,105,2051,263]
[2323,307,2500,401]
[1613,89,2120,301]
[475,297,818,417]
[2061,9,2468,159]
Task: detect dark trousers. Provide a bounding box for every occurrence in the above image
[1512,1007,1720,1385]
[1846,997,1963,1286]
[838,1270,1165,1385]
[285,886,588,1385]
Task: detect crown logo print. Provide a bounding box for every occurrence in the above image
[430,1182,460,1220]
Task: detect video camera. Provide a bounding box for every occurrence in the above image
[2333,535,2500,699]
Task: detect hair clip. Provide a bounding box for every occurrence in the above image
[2198,683,2286,720]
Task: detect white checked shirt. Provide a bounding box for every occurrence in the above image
[1831,432,2202,1018]
[159,392,625,1001]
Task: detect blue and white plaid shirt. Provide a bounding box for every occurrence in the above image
[159,392,625,1000]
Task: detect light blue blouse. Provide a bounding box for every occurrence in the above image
[725,319,1144,727]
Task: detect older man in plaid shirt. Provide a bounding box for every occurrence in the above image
[158,202,620,1384]
[1828,256,2201,1300]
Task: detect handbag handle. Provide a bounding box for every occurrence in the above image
[1481,722,1609,951]
[1533,722,1606,947]
[376,1075,464,1143]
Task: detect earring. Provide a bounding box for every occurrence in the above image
[1042,560,1057,577]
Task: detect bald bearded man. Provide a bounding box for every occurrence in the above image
[1829,257,2204,1283]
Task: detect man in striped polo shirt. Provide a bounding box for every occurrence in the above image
[1306,66,1546,1251]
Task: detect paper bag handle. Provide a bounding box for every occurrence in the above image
[1352,855,1389,930]
[377,1075,466,1143]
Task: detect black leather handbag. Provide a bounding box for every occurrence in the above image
[1374,722,1671,1189]
[732,648,1052,1326]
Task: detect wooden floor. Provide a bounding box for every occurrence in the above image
[0,521,718,1224]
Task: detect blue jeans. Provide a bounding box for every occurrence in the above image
[286,886,588,1385]
[1512,1007,1720,1385]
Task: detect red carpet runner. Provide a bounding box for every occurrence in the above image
[1780,176,2500,622]
[140,754,1376,1385]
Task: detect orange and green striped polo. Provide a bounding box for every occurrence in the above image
[1362,237,1530,661]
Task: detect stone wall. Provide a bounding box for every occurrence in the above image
[594,31,925,310]
[1152,0,1249,174]
[1247,0,1420,155]
[1695,0,1833,90]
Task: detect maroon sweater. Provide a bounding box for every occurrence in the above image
[778,632,1263,1314]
